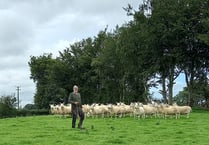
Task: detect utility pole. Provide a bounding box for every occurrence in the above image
[16,86,21,110]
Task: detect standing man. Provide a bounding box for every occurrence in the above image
[68,85,84,129]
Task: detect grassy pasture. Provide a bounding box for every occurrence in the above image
[0,110,209,145]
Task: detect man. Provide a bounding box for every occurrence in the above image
[68,85,84,129]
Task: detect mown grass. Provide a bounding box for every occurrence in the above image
[0,110,209,145]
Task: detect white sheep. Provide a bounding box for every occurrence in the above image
[172,104,192,118]
[82,104,91,117]
[143,104,158,118]
[49,104,56,114]
[89,104,109,118]
[60,103,71,117]
[158,104,178,119]
[133,103,145,119]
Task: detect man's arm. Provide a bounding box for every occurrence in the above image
[68,93,74,104]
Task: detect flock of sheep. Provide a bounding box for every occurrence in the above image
[49,101,192,119]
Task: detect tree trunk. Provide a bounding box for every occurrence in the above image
[162,74,168,104]
[168,81,173,105]
[184,63,195,106]
[168,65,175,105]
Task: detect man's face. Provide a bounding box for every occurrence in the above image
[74,87,78,93]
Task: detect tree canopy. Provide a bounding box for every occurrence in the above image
[29,0,209,108]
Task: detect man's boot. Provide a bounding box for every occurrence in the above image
[72,122,76,128]
[78,120,84,129]
[78,122,82,129]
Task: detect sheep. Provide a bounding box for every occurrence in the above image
[89,104,109,118]
[49,104,56,115]
[133,103,145,119]
[49,102,192,119]
[82,104,91,117]
[116,102,135,117]
[60,103,71,117]
[123,104,134,117]
[142,104,158,118]
[108,104,123,118]
[158,104,178,119]
[54,104,61,115]
[172,103,192,118]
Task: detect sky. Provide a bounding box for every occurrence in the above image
[0,0,185,107]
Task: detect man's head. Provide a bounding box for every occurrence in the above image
[73,85,78,93]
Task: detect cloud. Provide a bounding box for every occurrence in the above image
[0,56,28,70]
[0,0,71,23]
[0,0,143,107]
[0,9,34,57]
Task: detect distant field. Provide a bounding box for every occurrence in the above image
[0,110,209,145]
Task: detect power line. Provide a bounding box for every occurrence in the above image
[16,86,21,110]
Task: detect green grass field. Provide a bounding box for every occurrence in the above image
[0,110,209,145]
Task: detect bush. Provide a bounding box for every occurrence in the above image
[0,103,17,118]
[17,109,49,117]
[0,95,17,118]
[23,104,38,110]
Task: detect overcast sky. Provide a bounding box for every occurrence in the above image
[0,0,185,107]
[0,0,144,107]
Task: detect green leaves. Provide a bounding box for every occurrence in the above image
[0,95,17,118]
[28,1,209,108]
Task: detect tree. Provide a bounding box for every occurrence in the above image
[147,0,185,104]
[28,1,209,107]
[146,0,209,105]
[23,104,37,110]
[176,0,209,106]
[174,79,209,108]
[59,37,100,104]
[28,54,66,108]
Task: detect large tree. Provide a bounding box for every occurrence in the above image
[146,0,209,105]
[28,54,67,108]
[29,1,209,108]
